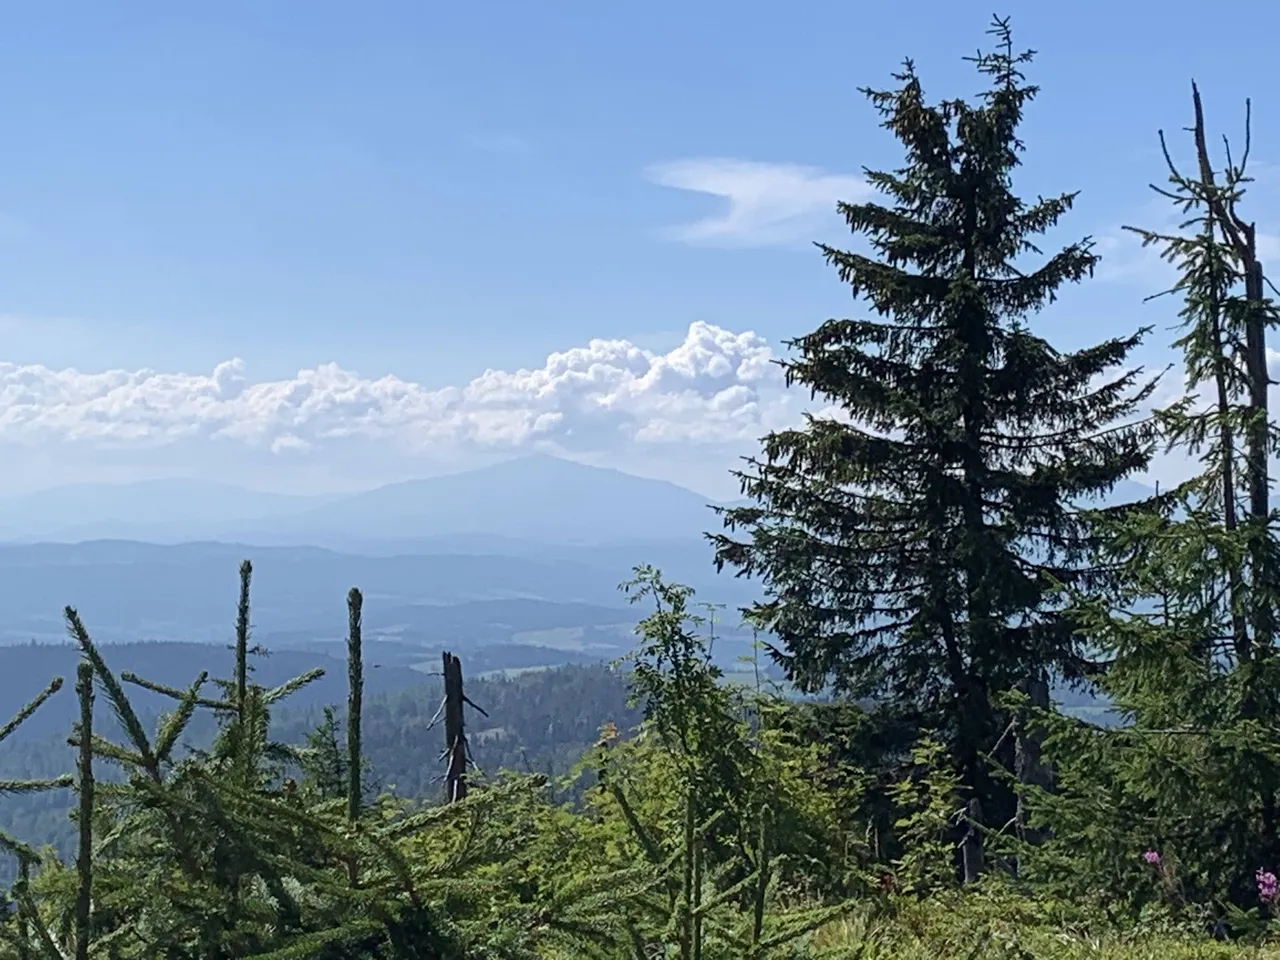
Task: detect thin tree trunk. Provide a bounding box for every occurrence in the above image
[235,560,252,722]
[346,587,364,887]
[1243,248,1271,650]
[74,660,94,960]
[962,797,984,884]
[1015,673,1053,856]
[16,857,30,960]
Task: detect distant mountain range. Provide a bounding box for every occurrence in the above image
[0,459,1182,679]
[0,458,767,655]
[0,456,1175,552]
[0,456,731,547]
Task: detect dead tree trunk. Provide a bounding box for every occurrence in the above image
[961,797,984,884]
[443,651,470,803]
[1190,83,1273,653]
[1188,83,1277,856]
[1015,673,1054,854]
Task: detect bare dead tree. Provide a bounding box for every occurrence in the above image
[435,652,487,803]
[1014,673,1053,855]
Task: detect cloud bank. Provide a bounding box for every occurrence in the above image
[4,315,1276,498]
[0,323,799,462]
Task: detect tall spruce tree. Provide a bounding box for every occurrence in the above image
[710,19,1158,849]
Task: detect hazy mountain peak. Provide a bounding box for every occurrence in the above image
[282,455,718,545]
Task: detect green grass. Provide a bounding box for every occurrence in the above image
[801,895,1280,959]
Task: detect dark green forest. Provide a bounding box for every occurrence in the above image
[4,19,1280,957]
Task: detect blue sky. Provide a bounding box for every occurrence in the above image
[0,1,1278,498]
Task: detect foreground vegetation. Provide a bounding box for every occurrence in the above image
[4,16,1280,957]
[2,565,1272,958]
[0,660,645,887]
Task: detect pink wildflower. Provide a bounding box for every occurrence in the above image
[1257,868,1278,904]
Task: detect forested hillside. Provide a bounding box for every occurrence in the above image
[3,19,1280,959]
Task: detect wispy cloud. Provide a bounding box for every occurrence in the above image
[644,158,868,248]
[1092,229,1174,287]
[1093,223,1280,291]
[1093,156,1280,288]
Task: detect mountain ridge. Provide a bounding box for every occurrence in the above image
[0,456,1170,549]
[0,455,727,547]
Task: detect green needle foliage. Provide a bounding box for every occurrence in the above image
[710,16,1159,859]
[566,565,867,959]
[7,567,791,959]
[0,674,72,960]
[0,677,72,865]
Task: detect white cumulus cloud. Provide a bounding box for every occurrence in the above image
[0,322,799,459]
[645,158,868,247]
